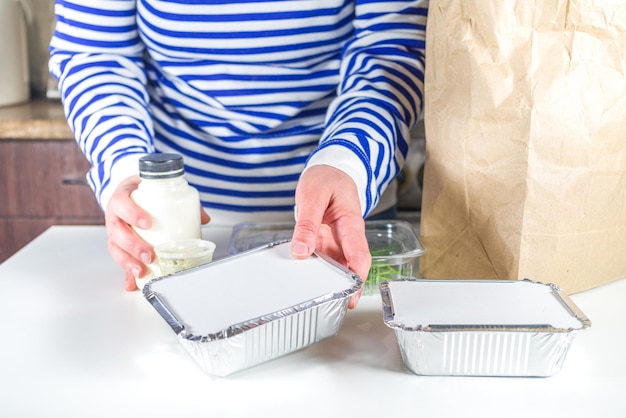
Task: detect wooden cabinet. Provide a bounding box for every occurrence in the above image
[0,140,104,262]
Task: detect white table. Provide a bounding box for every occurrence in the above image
[0,225,624,418]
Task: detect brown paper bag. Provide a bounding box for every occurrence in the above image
[419,0,626,294]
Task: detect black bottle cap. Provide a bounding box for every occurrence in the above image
[138,153,185,179]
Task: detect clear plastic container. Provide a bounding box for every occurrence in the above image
[228,220,426,295]
[155,239,216,275]
[228,222,295,255]
[363,220,426,295]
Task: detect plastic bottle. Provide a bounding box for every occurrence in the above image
[131,153,202,289]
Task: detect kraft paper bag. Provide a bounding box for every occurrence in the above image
[419,0,626,294]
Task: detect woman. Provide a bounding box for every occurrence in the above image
[49,0,428,304]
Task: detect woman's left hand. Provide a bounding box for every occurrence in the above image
[291,165,371,308]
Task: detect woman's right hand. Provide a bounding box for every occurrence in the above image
[104,175,153,291]
[104,175,210,291]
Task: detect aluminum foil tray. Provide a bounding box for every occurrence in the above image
[143,241,361,377]
[380,278,590,377]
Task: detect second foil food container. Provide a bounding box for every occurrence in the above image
[143,241,361,377]
[380,278,591,377]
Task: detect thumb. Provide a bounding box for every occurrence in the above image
[291,166,333,259]
[290,204,322,259]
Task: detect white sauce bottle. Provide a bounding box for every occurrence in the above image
[130,153,202,289]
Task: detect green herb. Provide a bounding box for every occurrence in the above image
[362,247,413,295]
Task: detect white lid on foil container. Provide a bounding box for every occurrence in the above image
[382,279,590,331]
[144,241,361,337]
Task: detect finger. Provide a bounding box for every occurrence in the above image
[105,211,154,266]
[124,268,139,292]
[200,206,211,225]
[348,289,362,309]
[312,224,343,260]
[107,237,144,289]
[331,216,371,282]
[110,176,151,229]
[105,175,154,264]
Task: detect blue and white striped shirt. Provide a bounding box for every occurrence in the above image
[50,0,427,225]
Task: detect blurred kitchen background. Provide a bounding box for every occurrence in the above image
[0,0,57,103]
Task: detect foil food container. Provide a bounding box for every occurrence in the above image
[228,220,426,296]
[143,241,361,377]
[380,278,590,377]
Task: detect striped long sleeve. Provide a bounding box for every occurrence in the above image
[49,0,427,224]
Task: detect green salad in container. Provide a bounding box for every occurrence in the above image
[363,222,426,295]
